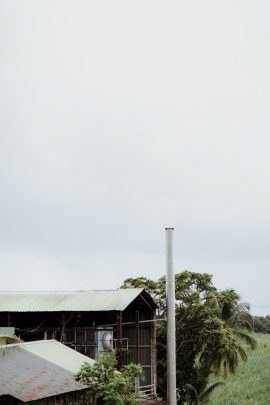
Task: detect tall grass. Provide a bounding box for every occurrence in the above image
[208,333,270,405]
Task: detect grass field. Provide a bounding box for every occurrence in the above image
[208,333,270,405]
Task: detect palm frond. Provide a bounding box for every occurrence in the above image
[232,330,257,350]
[199,382,225,404]
[236,343,248,361]
[184,384,199,405]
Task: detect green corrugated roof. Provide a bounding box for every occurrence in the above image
[0,340,92,401]
[0,289,145,312]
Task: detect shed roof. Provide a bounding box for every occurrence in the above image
[0,288,149,312]
[0,339,92,402]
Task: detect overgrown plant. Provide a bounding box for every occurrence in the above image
[75,351,143,405]
[0,334,21,345]
[121,271,257,405]
[0,334,21,360]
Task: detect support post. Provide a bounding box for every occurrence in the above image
[116,311,123,369]
[151,312,157,397]
[166,227,177,405]
[136,309,140,364]
[60,313,67,343]
[7,313,11,327]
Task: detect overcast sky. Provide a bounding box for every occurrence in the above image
[1,1,269,315]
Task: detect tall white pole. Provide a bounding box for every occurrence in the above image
[165,227,177,405]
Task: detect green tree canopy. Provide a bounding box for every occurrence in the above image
[253,315,270,333]
[121,271,256,404]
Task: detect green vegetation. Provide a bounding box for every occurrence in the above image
[0,335,20,345]
[75,351,143,405]
[208,333,270,405]
[253,315,270,334]
[121,272,256,404]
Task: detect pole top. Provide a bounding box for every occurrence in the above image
[165,227,174,230]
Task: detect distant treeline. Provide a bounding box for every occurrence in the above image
[253,315,270,333]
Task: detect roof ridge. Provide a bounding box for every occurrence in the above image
[0,288,143,293]
[0,339,58,349]
[0,289,149,312]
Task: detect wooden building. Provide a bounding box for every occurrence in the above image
[0,289,157,392]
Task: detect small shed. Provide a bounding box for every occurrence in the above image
[0,339,92,403]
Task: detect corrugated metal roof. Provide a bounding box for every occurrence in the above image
[0,340,93,401]
[0,289,144,312]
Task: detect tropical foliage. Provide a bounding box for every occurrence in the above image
[253,315,270,334]
[75,351,143,405]
[121,271,257,404]
[208,333,270,404]
[0,334,21,345]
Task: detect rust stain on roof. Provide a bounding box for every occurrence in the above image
[0,340,91,401]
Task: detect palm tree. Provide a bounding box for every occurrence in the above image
[218,289,257,350]
[197,289,257,379]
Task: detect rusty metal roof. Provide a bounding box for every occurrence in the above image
[0,289,145,312]
[0,339,92,401]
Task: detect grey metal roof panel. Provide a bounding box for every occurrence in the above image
[0,340,93,401]
[0,289,144,312]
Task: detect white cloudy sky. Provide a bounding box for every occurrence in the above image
[1,1,269,315]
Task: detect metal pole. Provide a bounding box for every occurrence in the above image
[165,228,177,405]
